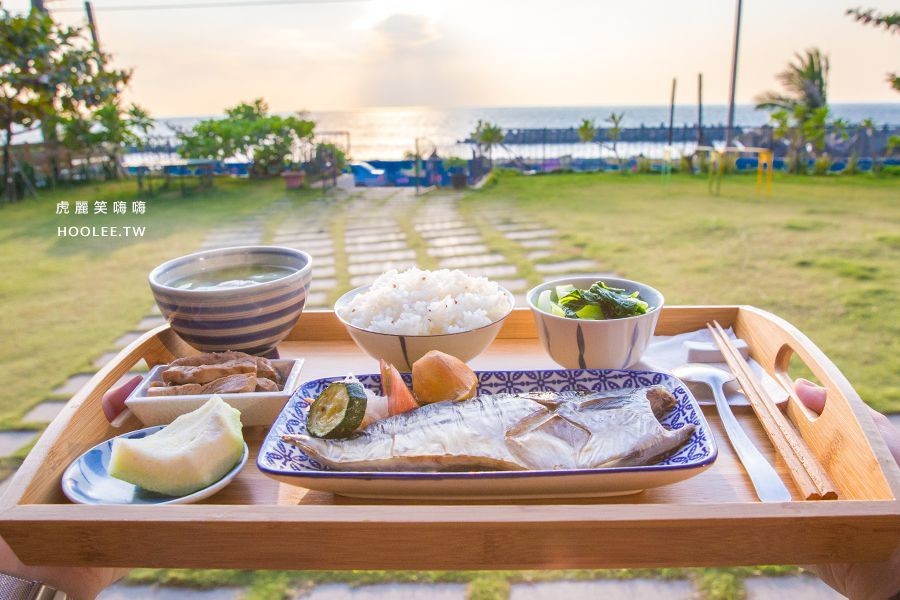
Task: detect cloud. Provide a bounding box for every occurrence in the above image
[373,13,441,50]
[358,12,482,106]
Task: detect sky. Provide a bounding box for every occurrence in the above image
[6,0,900,116]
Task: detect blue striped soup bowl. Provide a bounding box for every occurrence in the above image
[149,246,313,356]
[527,276,664,370]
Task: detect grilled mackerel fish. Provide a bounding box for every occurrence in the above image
[282,385,695,471]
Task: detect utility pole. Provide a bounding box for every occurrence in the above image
[697,73,704,146]
[667,78,677,146]
[85,1,102,53]
[725,0,743,148]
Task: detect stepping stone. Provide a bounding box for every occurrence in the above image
[0,431,38,456]
[494,223,543,232]
[274,229,330,239]
[347,250,417,264]
[495,278,529,292]
[415,221,468,233]
[510,579,695,600]
[53,373,94,396]
[23,401,67,423]
[314,266,336,278]
[425,235,483,247]
[439,254,506,269]
[344,224,400,234]
[744,576,844,599]
[137,316,167,331]
[351,233,407,245]
[527,250,553,261]
[419,228,478,240]
[427,244,489,258]
[115,331,144,348]
[301,583,467,600]
[519,238,553,248]
[504,229,556,241]
[348,261,417,276]
[99,585,245,600]
[345,241,410,253]
[309,256,335,269]
[93,351,120,369]
[463,265,518,278]
[310,278,337,292]
[279,242,335,255]
[535,260,599,274]
[350,274,379,287]
[305,292,328,307]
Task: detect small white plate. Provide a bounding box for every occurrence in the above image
[61,426,249,505]
[126,359,304,426]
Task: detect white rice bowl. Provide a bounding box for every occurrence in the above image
[337,268,513,335]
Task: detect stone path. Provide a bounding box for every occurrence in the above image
[96,576,843,599]
[510,579,696,599]
[99,585,243,600]
[14,186,617,445]
[744,576,845,599]
[299,583,466,600]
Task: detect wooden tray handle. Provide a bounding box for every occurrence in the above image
[6,325,194,506]
[734,307,898,500]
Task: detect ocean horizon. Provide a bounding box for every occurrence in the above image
[143,102,899,161]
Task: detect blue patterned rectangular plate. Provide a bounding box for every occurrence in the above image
[258,369,717,499]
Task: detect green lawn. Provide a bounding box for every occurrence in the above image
[1,172,897,599]
[0,177,315,429]
[462,171,900,413]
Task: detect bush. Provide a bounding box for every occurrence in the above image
[813,153,832,175]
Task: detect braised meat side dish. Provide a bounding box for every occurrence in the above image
[147,351,283,396]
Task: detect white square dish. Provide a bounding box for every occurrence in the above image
[125,359,304,426]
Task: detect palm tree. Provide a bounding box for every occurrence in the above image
[755,48,829,112]
[756,48,831,173]
[577,118,599,171]
[471,120,505,169]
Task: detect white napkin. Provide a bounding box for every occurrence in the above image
[633,327,789,406]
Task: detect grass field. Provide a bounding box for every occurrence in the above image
[462,171,900,413]
[0,178,306,429]
[1,172,897,599]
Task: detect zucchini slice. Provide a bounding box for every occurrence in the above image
[307,382,368,439]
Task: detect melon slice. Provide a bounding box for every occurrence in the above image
[108,395,244,496]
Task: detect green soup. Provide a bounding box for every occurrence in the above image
[169,265,297,291]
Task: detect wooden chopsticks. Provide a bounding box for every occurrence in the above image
[707,321,838,501]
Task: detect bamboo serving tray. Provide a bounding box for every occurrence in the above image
[1,306,898,569]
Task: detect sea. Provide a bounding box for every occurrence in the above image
[47,102,900,163]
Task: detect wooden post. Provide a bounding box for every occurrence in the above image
[697,73,704,146]
[667,78,677,147]
[725,0,743,148]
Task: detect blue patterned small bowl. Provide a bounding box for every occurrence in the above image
[149,246,312,356]
[528,276,664,370]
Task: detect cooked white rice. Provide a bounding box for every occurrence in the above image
[337,268,512,335]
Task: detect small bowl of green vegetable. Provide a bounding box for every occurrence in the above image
[527,276,664,370]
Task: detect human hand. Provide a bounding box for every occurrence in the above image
[0,375,141,598]
[794,378,900,600]
[0,535,128,600]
